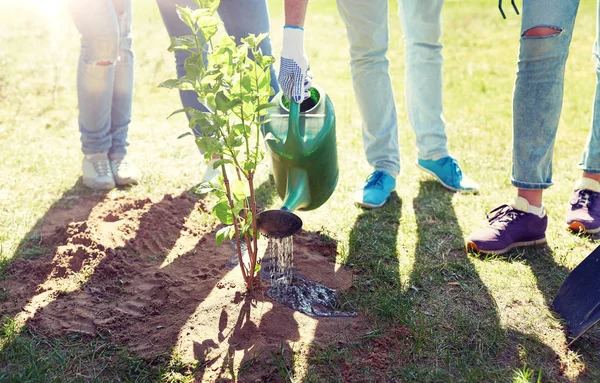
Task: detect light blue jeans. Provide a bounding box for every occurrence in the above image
[69,0,133,157]
[336,0,448,177]
[156,0,280,119]
[512,0,600,189]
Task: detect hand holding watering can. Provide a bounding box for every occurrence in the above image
[278,25,313,104]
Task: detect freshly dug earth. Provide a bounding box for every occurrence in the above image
[1,192,367,381]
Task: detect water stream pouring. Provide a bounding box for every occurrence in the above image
[257,84,338,238]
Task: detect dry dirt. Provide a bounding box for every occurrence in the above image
[1,191,370,381]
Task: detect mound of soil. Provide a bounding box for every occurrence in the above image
[1,192,365,381]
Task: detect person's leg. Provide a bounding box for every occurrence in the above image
[156,0,209,114]
[398,0,478,193]
[398,0,446,160]
[218,0,280,95]
[69,0,120,156]
[104,0,140,186]
[69,0,122,189]
[108,0,133,158]
[336,0,399,178]
[336,0,398,208]
[467,0,579,254]
[568,0,600,233]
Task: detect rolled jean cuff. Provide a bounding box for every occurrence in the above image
[511,178,553,190]
[577,164,600,174]
[418,149,449,162]
[375,166,400,178]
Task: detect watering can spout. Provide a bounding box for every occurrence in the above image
[256,168,309,239]
[281,168,310,212]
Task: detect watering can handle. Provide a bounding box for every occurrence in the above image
[285,99,302,152]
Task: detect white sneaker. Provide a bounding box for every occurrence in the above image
[201,158,222,184]
[82,153,115,190]
[109,155,141,186]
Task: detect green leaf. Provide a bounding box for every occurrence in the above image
[215,92,242,112]
[194,0,220,14]
[231,180,248,200]
[167,107,193,119]
[254,263,261,273]
[225,134,244,148]
[213,200,233,224]
[198,16,221,42]
[255,33,268,47]
[175,6,195,31]
[196,136,222,155]
[196,181,215,195]
[177,132,193,139]
[231,197,246,218]
[158,78,192,89]
[243,160,256,171]
[168,35,198,52]
[213,158,233,169]
[256,102,277,113]
[184,54,204,80]
[215,225,235,246]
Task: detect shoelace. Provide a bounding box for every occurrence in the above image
[365,171,387,189]
[93,159,111,177]
[112,159,132,174]
[571,189,596,209]
[449,158,463,179]
[486,204,523,226]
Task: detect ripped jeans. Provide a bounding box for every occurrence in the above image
[69,0,133,157]
[512,0,600,189]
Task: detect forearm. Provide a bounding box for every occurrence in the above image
[284,0,309,27]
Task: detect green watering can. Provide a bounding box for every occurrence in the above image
[256,84,338,238]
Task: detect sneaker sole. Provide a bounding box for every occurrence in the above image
[466,237,547,255]
[83,179,115,190]
[417,164,479,194]
[114,177,140,187]
[354,198,388,209]
[567,221,600,234]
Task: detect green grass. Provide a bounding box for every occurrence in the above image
[2,0,600,381]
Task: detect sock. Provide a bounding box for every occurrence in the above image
[576,177,600,193]
[510,196,546,217]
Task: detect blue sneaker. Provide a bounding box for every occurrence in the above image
[417,156,479,194]
[354,170,396,209]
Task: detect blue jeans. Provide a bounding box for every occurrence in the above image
[336,0,448,177]
[69,0,133,157]
[156,0,280,118]
[512,0,600,189]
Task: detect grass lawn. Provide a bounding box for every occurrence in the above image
[2,0,600,381]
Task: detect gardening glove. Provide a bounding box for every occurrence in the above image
[279,25,313,104]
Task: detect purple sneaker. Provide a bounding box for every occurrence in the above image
[566,188,600,234]
[466,200,547,255]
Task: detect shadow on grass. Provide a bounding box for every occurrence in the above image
[407,180,561,381]
[306,191,409,381]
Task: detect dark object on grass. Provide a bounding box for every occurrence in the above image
[554,245,600,345]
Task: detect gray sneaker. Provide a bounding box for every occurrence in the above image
[82,153,115,190]
[109,155,141,186]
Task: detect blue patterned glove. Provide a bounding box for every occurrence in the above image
[279,25,313,104]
